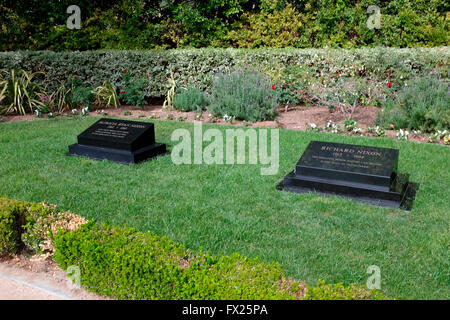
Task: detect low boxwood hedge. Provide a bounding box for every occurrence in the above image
[0,196,27,255]
[53,222,386,300]
[53,222,296,299]
[0,196,386,300]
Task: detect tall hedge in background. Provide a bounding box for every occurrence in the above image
[0,48,448,98]
[0,0,448,51]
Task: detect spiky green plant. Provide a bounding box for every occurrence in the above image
[0,69,45,115]
[52,83,72,113]
[0,80,7,106]
[163,72,176,110]
[94,81,120,108]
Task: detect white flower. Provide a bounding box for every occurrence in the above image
[223,114,235,122]
[397,129,409,140]
[310,123,317,129]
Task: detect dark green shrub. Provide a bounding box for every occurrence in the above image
[121,73,147,107]
[71,78,95,108]
[377,77,450,132]
[0,196,27,255]
[173,86,209,111]
[277,88,300,106]
[209,71,279,122]
[1,1,448,50]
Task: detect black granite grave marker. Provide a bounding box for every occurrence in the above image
[280,141,418,210]
[68,119,166,164]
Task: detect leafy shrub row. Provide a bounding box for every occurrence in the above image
[53,223,296,300]
[1,0,448,50]
[0,47,448,120]
[53,222,385,300]
[1,48,449,123]
[0,196,386,300]
[0,48,447,99]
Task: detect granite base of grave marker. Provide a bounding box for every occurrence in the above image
[68,119,167,164]
[279,141,418,210]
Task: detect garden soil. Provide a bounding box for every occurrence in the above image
[0,104,435,145]
[0,255,109,300]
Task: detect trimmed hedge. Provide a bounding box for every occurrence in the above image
[0,197,27,255]
[53,223,296,300]
[0,48,448,99]
[0,196,386,300]
[53,222,385,300]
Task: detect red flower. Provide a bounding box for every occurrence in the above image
[289,81,293,85]
[123,70,127,74]
[272,85,276,91]
[337,72,341,76]
[146,74,149,78]
[74,76,78,79]
[120,91,125,94]
[387,82,392,88]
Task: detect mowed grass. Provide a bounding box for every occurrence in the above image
[0,117,449,299]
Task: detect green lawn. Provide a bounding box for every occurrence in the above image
[0,117,449,299]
